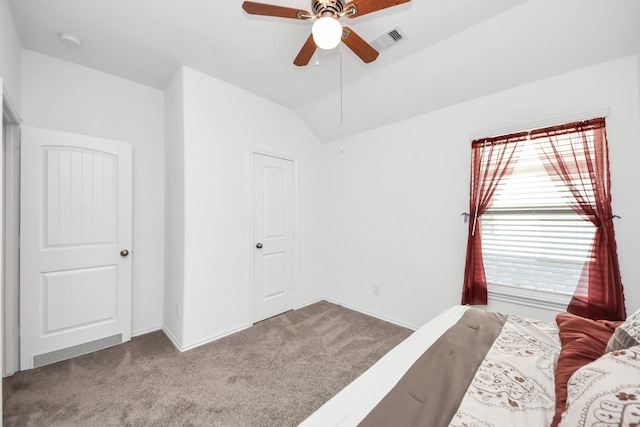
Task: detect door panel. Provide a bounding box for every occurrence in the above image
[263,252,286,298]
[43,266,117,333]
[264,167,286,237]
[253,153,295,323]
[20,127,132,370]
[45,148,117,246]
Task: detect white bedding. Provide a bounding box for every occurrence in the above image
[300,305,470,427]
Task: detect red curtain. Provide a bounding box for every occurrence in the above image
[531,118,626,320]
[461,132,527,305]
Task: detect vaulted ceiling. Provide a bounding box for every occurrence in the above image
[8,0,640,142]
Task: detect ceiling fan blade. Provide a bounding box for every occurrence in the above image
[293,34,317,66]
[341,27,379,63]
[242,1,311,19]
[344,0,411,18]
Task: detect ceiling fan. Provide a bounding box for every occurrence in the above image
[242,0,411,66]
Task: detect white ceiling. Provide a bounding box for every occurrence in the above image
[8,0,640,142]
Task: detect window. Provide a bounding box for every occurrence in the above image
[481,139,596,300]
[462,118,625,320]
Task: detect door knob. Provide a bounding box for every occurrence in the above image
[256,243,263,249]
[120,249,130,257]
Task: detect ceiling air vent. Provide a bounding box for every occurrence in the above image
[371,27,407,51]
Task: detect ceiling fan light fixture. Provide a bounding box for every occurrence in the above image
[312,16,342,50]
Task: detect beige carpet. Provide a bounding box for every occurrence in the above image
[3,301,412,426]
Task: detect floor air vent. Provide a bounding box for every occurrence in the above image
[371,27,407,51]
[33,334,123,368]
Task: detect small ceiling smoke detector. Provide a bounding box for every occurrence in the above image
[59,33,82,49]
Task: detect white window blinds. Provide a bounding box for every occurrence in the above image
[480,138,596,296]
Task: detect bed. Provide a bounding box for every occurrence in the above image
[300,305,640,427]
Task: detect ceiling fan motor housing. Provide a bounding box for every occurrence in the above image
[312,0,345,17]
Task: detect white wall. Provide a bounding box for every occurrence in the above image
[163,69,185,346]
[164,66,324,350]
[20,50,165,335]
[0,0,20,113]
[638,50,640,135]
[0,75,4,416]
[320,56,640,327]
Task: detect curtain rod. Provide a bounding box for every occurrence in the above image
[468,107,610,142]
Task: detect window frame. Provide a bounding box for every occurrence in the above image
[478,137,596,307]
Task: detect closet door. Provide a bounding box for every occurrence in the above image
[253,153,295,323]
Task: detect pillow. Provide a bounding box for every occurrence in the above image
[550,312,623,427]
[606,308,640,352]
[558,345,640,427]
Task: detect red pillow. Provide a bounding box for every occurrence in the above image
[551,313,623,427]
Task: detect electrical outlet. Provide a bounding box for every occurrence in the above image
[176,303,181,319]
[373,284,380,295]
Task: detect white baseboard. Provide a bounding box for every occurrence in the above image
[159,298,415,353]
[162,323,252,353]
[131,325,162,338]
[161,326,183,350]
[180,324,252,352]
[295,297,324,310]
[323,298,419,331]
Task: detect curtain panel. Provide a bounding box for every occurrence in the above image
[461,132,527,305]
[531,118,626,320]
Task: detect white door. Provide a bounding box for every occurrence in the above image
[253,153,295,323]
[20,126,132,370]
